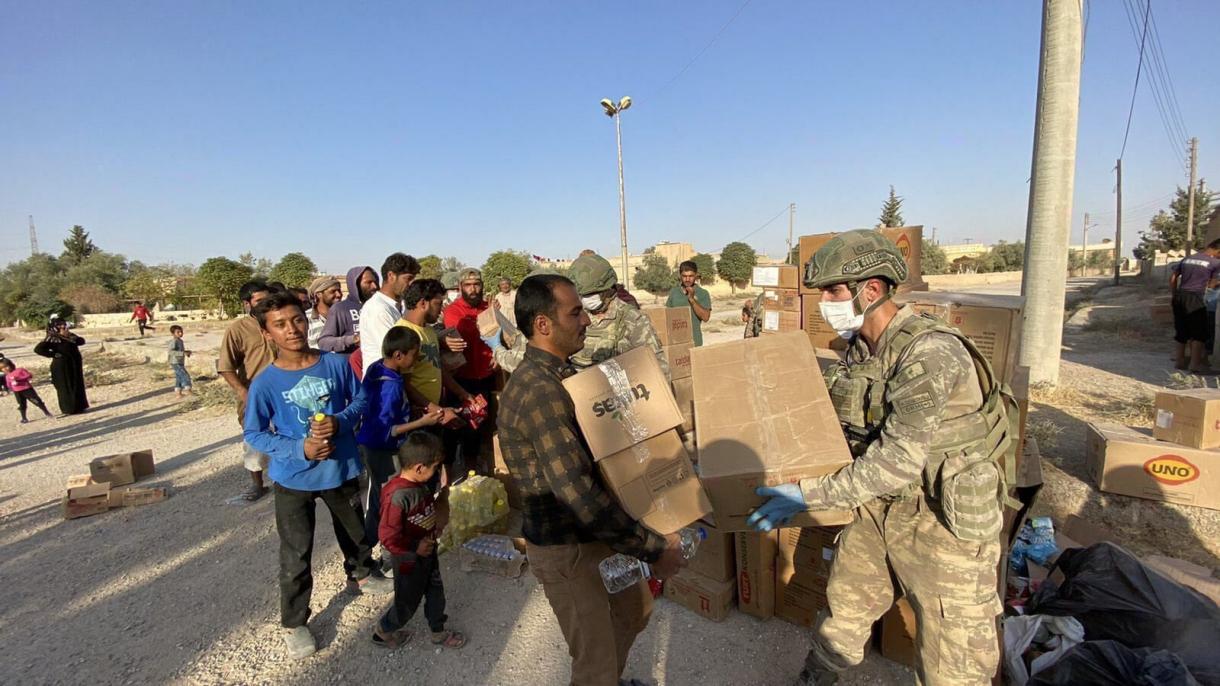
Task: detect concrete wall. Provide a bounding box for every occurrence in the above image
[79,309,223,329]
[923,271,1024,288]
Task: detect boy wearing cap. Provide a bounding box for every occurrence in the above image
[307,276,344,349]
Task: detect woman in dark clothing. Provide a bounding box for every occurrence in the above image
[34,319,89,415]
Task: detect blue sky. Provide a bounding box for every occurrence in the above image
[2,1,1217,272]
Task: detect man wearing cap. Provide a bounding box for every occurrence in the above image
[306,276,343,349]
[442,267,496,468]
[749,229,1011,686]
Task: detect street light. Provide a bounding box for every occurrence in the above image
[601,96,632,288]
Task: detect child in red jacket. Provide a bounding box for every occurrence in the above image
[2,359,51,423]
[373,431,467,650]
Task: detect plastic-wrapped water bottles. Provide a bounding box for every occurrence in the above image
[438,472,511,552]
[599,527,705,594]
[459,534,527,577]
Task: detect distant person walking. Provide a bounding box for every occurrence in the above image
[168,325,193,397]
[130,301,155,337]
[34,319,89,415]
[1171,239,1220,374]
[2,358,52,423]
[666,260,712,346]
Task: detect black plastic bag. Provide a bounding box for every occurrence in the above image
[1029,542,1220,684]
[1031,640,1198,686]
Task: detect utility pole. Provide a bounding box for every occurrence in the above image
[931,226,938,244]
[1186,137,1199,249]
[600,97,632,287]
[1115,159,1122,284]
[1019,0,1083,386]
[1081,211,1089,275]
[787,203,796,264]
[28,215,38,256]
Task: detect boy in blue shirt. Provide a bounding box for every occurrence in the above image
[243,291,392,660]
[357,326,445,555]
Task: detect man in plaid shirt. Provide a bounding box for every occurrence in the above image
[498,273,685,686]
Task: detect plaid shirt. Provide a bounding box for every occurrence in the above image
[498,345,667,562]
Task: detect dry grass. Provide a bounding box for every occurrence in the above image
[1030,380,1155,427]
[177,378,237,413]
[1081,315,1164,341]
[82,351,136,388]
[1027,417,1064,451]
[1166,371,1218,390]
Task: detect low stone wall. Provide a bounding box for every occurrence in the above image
[923,271,1024,288]
[79,309,221,329]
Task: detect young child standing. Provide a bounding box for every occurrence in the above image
[2,359,52,423]
[373,431,466,650]
[167,325,193,396]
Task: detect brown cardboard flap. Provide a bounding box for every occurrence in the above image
[564,346,684,460]
[597,430,712,535]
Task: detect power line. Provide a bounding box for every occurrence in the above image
[1119,0,1189,171]
[651,0,754,100]
[1089,192,1174,218]
[1147,5,1189,141]
[738,206,790,242]
[1118,0,1151,161]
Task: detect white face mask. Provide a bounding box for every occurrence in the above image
[818,298,865,339]
[581,294,607,313]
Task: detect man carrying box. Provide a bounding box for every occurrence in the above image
[498,273,686,686]
[750,230,1012,686]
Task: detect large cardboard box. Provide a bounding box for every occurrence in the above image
[1154,389,1220,449]
[89,450,155,487]
[663,342,693,381]
[664,569,737,622]
[672,377,694,434]
[801,294,849,352]
[735,531,777,619]
[775,526,840,628]
[897,292,1025,385]
[491,434,523,510]
[693,332,855,531]
[798,227,928,294]
[761,288,801,313]
[564,346,684,459]
[597,430,713,534]
[688,520,735,583]
[752,265,800,290]
[1011,365,1031,463]
[63,475,112,520]
[1086,423,1220,511]
[761,309,801,335]
[645,306,693,346]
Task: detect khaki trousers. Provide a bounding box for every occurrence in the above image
[809,494,1002,686]
[528,541,653,686]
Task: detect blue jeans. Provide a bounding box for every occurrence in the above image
[171,364,192,389]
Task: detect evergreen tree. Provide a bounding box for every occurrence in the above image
[878,186,904,228]
[61,225,97,265]
[1135,182,1215,256]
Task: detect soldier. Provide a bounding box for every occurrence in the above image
[749,230,1012,686]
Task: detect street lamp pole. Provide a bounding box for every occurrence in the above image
[602,96,632,287]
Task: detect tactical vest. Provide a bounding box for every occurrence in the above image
[571,301,630,368]
[824,312,1019,541]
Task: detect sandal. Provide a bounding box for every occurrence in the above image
[242,485,269,502]
[430,630,467,649]
[371,626,413,649]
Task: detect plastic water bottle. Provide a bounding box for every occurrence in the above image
[599,527,705,594]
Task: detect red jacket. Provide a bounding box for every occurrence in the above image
[379,476,437,572]
[443,297,495,381]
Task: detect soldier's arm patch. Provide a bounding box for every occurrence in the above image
[892,360,927,386]
[895,391,936,417]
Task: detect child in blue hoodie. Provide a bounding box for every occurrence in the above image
[357,325,446,551]
[243,291,392,661]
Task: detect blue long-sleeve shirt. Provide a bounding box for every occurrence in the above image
[356,359,409,451]
[243,352,368,491]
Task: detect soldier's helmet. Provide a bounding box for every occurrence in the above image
[569,253,618,296]
[804,229,908,290]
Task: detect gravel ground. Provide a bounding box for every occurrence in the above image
[0,325,910,685]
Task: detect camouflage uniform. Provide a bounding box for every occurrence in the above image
[796,230,1009,686]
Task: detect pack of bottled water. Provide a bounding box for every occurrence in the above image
[439,471,511,553]
[459,534,527,578]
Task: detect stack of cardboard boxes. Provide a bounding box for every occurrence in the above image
[752,265,802,336]
[645,305,696,435]
[63,450,168,520]
[1086,388,1220,512]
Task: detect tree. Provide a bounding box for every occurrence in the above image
[921,239,948,275]
[123,266,172,305]
[716,241,757,293]
[691,253,717,284]
[63,251,129,295]
[419,254,443,280]
[16,295,73,329]
[441,256,463,273]
[1135,182,1215,255]
[61,225,97,265]
[197,257,254,316]
[238,252,273,277]
[269,252,318,288]
[60,284,122,314]
[0,254,65,325]
[878,186,904,228]
[633,254,677,296]
[989,241,1025,272]
[481,251,533,287]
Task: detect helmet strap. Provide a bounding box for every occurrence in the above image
[846,279,892,317]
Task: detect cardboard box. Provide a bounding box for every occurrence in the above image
[114,487,168,508]
[89,450,155,486]
[664,569,737,622]
[693,333,855,531]
[735,531,777,619]
[476,307,500,339]
[775,526,840,628]
[688,520,736,582]
[879,596,917,667]
[491,434,523,510]
[1011,365,1031,468]
[664,342,693,381]
[1143,555,1220,606]
[798,227,928,294]
[597,430,713,534]
[897,292,1025,385]
[761,309,801,335]
[63,474,112,520]
[752,265,800,290]
[1086,423,1220,511]
[672,377,694,434]
[1154,389,1220,449]
[645,306,693,346]
[761,288,801,313]
[801,294,849,352]
[564,346,684,459]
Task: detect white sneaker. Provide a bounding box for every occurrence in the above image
[284,625,316,659]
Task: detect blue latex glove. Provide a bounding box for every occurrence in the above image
[747,484,806,532]
[481,333,502,351]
